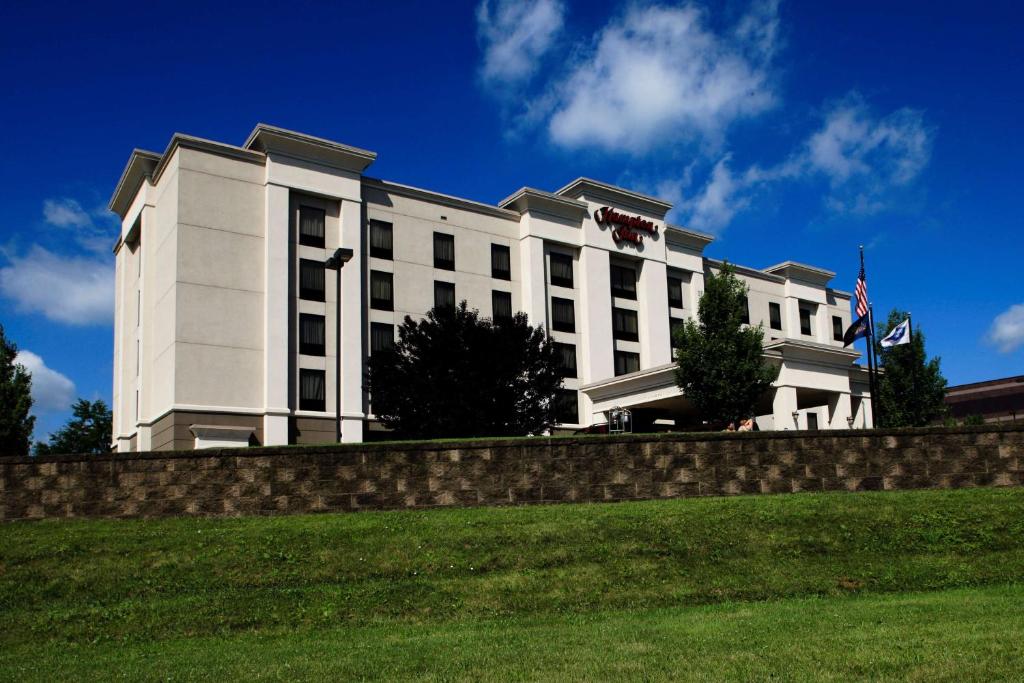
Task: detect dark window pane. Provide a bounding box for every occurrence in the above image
[299,259,325,301]
[434,232,455,270]
[370,270,393,311]
[299,369,326,412]
[610,264,637,300]
[492,290,512,321]
[370,220,393,260]
[299,314,325,356]
[551,297,575,333]
[668,276,684,309]
[740,294,750,325]
[769,302,782,331]
[370,322,394,354]
[553,342,577,378]
[550,252,573,288]
[614,351,640,376]
[612,307,639,341]
[553,389,579,424]
[832,316,844,341]
[670,318,685,349]
[491,244,511,280]
[800,308,812,336]
[299,206,325,248]
[807,412,819,430]
[434,281,455,309]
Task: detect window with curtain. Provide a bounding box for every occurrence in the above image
[670,318,685,349]
[299,314,325,356]
[434,232,455,270]
[370,220,393,260]
[299,259,325,301]
[769,302,782,330]
[434,281,455,309]
[612,307,639,341]
[299,369,326,412]
[668,276,684,309]
[614,351,640,376]
[492,290,512,322]
[553,342,577,378]
[370,270,393,311]
[491,244,511,280]
[800,307,813,336]
[299,206,326,248]
[832,316,844,342]
[370,322,394,354]
[549,252,573,288]
[610,264,637,300]
[553,389,579,424]
[740,294,750,325]
[551,297,575,333]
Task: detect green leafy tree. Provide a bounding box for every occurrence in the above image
[673,263,779,428]
[0,324,35,456]
[35,399,112,455]
[874,309,948,427]
[367,301,564,439]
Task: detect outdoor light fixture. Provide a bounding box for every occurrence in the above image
[324,247,354,443]
[792,410,800,428]
[847,416,855,429]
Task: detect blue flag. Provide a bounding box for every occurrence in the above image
[843,313,870,347]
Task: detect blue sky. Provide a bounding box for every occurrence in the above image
[1,0,1022,440]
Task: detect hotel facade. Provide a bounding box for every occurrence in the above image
[109,124,872,451]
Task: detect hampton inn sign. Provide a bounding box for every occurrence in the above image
[594,206,659,245]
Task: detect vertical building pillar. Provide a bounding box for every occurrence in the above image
[828,392,853,429]
[263,183,291,445]
[579,245,613,387]
[338,198,364,443]
[638,259,671,368]
[518,234,547,326]
[772,385,799,431]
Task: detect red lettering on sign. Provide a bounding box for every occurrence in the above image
[594,206,657,245]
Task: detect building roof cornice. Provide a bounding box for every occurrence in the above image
[107,149,161,217]
[665,224,715,251]
[244,123,376,174]
[363,177,520,221]
[763,260,836,285]
[705,258,786,284]
[554,177,673,218]
[498,187,590,221]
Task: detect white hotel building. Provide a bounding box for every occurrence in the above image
[109,125,872,451]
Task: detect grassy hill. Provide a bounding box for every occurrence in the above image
[2,487,1024,680]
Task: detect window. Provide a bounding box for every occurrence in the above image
[434,232,455,270]
[553,389,579,424]
[832,316,844,342]
[492,290,512,322]
[670,318,685,349]
[491,244,511,280]
[370,270,393,311]
[740,294,750,325]
[299,259,325,301]
[299,369,325,412]
[434,281,455,309]
[610,264,637,300]
[299,314,325,356]
[370,322,394,354]
[614,351,640,376]
[800,307,813,336]
[807,412,819,431]
[554,342,577,378]
[769,302,782,331]
[550,252,573,288]
[668,277,684,309]
[551,297,575,333]
[612,307,639,341]
[370,220,393,260]
[298,206,325,248]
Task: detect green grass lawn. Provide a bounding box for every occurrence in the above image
[2,488,1024,680]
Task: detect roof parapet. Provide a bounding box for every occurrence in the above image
[244,123,376,173]
[499,187,590,221]
[554,177,672,218]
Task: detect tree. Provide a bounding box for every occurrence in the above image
[874,309,947,427]
[673,263,779,428]
[35,399,112,455]
[367,301,564,439]
[0,324,34,456]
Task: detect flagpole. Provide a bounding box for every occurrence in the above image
[868,303,881,428]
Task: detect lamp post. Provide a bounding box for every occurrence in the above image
[324,247,354,443]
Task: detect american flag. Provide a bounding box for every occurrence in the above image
[855,258,868,318]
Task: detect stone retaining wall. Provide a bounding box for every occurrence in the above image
[2,425,1021,521]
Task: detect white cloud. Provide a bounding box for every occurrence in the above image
[14,350,76,412]
[670,156,751,233]
[546,1,779,153]
[42,196,119,254]
[987,304,1024,354]
[43,198,92,228]
[0,246,113,325]
[477,0,565,91]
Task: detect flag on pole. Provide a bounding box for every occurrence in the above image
[843,313,870,347]
[855,258,869,319]
[880,319,911,347]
